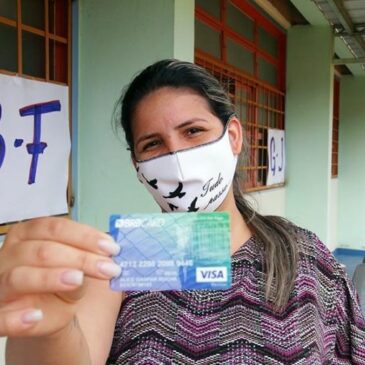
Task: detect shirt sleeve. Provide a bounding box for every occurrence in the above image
[335,272,365,363]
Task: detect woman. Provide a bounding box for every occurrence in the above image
[1,60,365,364]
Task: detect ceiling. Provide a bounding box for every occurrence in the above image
[310,0,365,72]
[253,0,365,75]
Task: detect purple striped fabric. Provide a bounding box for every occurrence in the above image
[108,227,365,364]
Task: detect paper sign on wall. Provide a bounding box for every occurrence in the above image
[0,74,70,224]
[266,128,285,186]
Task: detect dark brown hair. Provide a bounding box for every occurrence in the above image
[116,59,298,310]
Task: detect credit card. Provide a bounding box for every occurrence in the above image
[109,212,231,291]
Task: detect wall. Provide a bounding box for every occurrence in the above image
[248,187,286,217]
[174,0,194,60]
[77,0,194,231]
[338,76,365,250]
[285,25,333,246]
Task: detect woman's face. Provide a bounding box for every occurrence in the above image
[132,87,226,161]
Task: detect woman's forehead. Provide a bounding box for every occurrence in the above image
[136,86,210,111]
[132,87,216,130]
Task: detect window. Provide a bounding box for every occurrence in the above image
[0,0,71,83]
[195,0,286,191]
[332,77,340,178]
[0,0,71,234]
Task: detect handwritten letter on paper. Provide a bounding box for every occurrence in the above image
[267,128,285,186]
[0,74,70,224]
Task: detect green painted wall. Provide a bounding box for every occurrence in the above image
[174,0,194,60]
[77,0,194,231]
[285,25,333,244]
[338,76,365,250]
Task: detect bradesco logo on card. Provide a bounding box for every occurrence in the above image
[114,217,165,228]
[196,267,228,283]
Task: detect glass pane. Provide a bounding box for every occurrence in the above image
[258,89,267,104]
[22,31,45,78]
[196,0,220,19]
[22,0,45,29]
[227,2,254,41]
[235,86,246,121]
[195,19,221,59]
[235,100,247,122]
[258,27,278,58]
[0,0,17,20]
[49,0,68,38]
[269,93,278,109]
[268,112,277,128]
[0,23,17,72]
[258,108,266,126]
[226,38,253,74]
[258,57,277,86]
[49,40,67,83]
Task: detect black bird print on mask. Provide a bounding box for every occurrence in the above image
[163,182,186,199]
[136,167,144,183]
[142,174,158,190]
[188,197,199,212]
[168,203,178,211]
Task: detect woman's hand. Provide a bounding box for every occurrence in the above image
[0,217,121,338]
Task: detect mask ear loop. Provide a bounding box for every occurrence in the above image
[221,113,236,143]
[224,113,241,163]
[223,113,236,134]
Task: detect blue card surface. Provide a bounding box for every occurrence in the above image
[109,212,231,291]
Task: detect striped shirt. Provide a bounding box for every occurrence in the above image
[108,227,365,364]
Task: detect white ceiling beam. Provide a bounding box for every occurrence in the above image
[327,0,354,33]
[333,57,365,65]
[327,0,365,54]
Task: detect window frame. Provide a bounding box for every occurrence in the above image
[0,0,72,234]
[195,0,286,192]
[332,77,340,178]
[195,0,286,90]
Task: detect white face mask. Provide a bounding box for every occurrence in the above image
[136,125,238,212]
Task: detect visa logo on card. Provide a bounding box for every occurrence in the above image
[109,212,232,291]
[196,267,228,283]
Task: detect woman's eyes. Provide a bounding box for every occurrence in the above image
[142,140,161,151]
[141,127,206,152]
[186,127,204,136]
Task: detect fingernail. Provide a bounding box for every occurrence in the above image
[22,309,43,324]
[98,239,121,256]
[97,261,122,278]
[60,270,84,286]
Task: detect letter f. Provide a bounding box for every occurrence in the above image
[19,100,61,184]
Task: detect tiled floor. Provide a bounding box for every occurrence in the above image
[333,249,365,314]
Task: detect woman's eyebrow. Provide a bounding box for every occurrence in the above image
[136,118,209,146]
[175,118,209,130]
[135,132,160,146]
